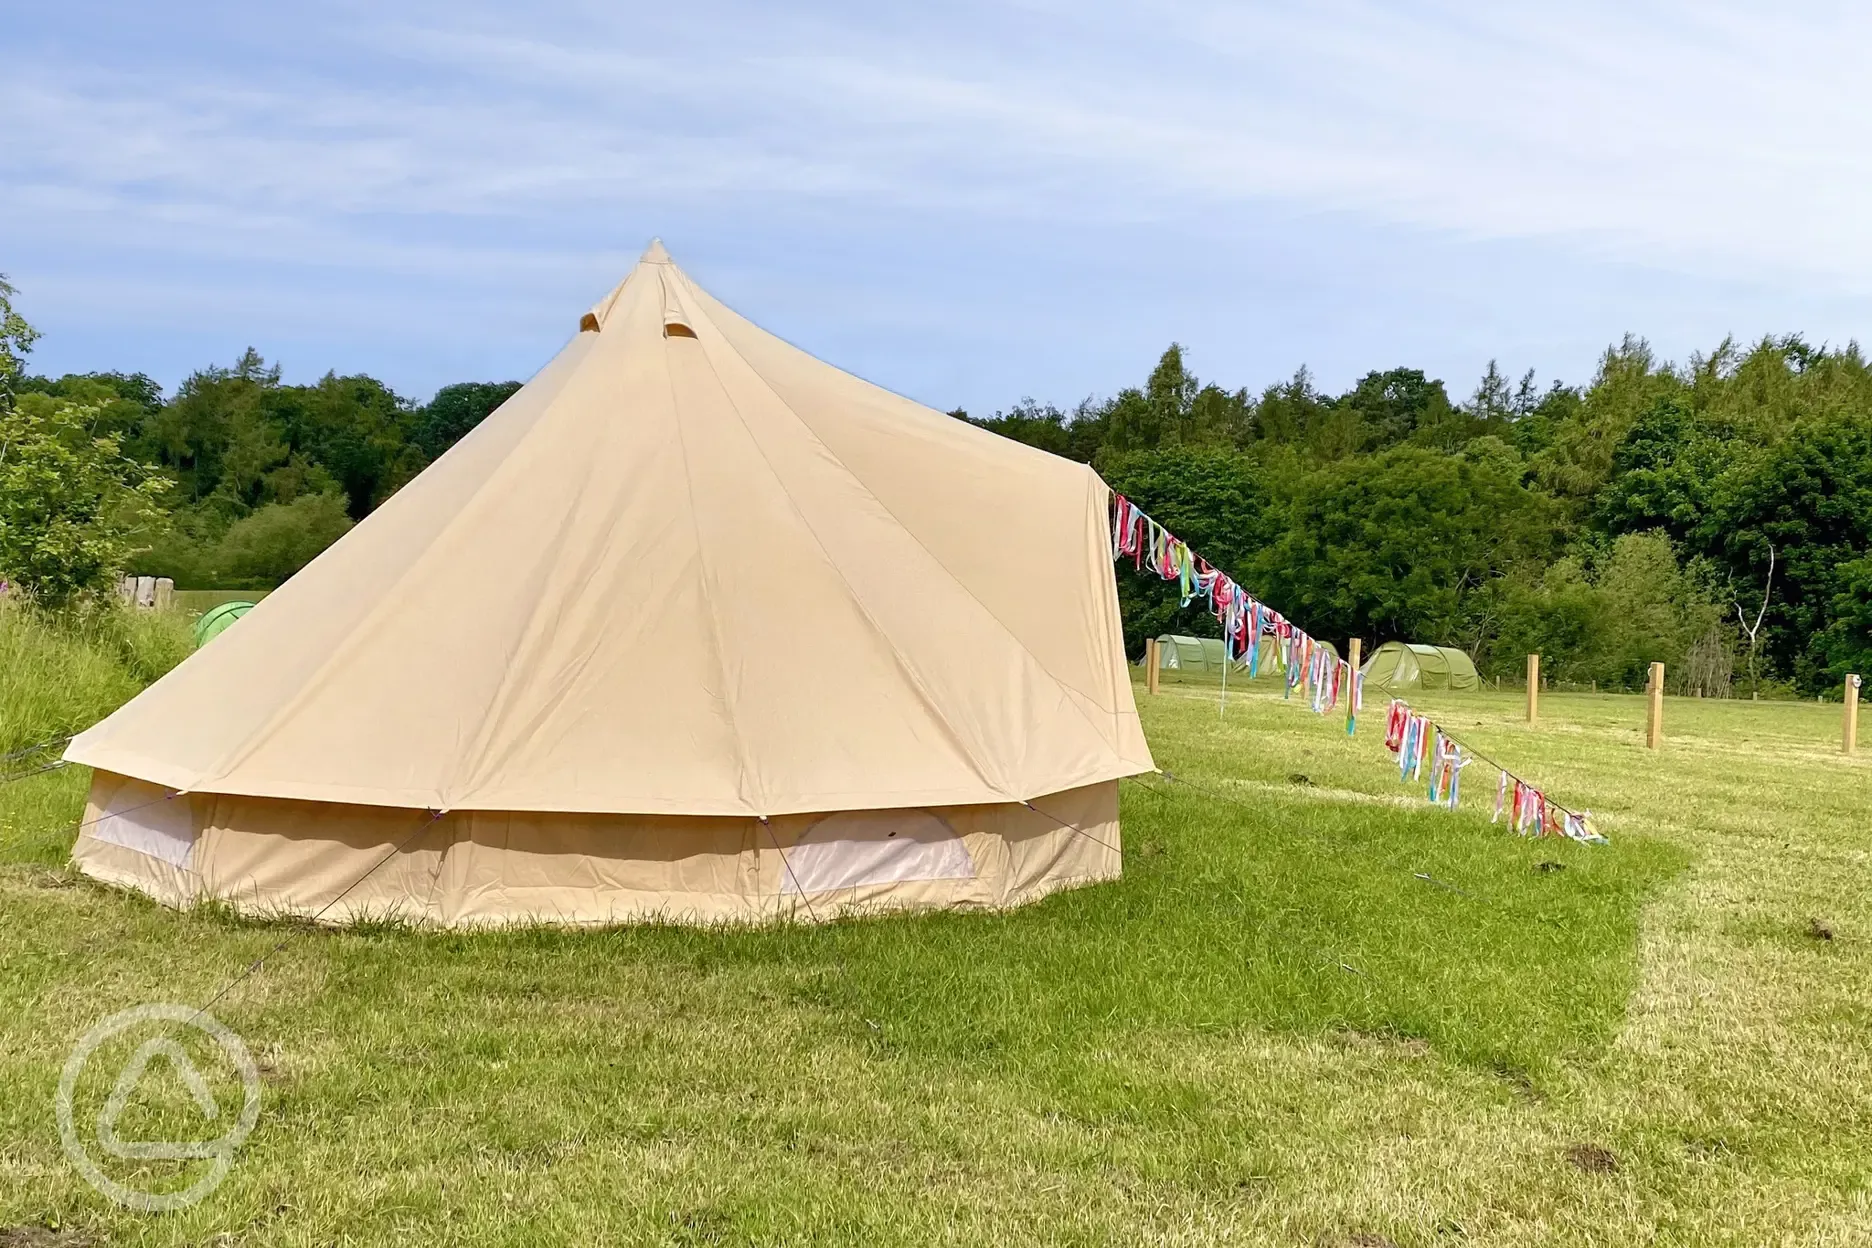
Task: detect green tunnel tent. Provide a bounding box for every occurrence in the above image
[1361,641,1480,692]
[193,601,257,648]
[1147,633,1337,675]
[1155,634,1226,672]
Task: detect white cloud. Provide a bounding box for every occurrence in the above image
[10,0,1872,287]
[5,0,1871,401]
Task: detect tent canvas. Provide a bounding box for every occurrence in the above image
[1360,641,1480,692]
[65,242,1155,927]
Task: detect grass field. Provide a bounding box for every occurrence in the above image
[2,637,1869,1245]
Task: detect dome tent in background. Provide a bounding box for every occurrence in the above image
[191,600,256,647]
[1361,641,1481,693]
[65,241,1155,928]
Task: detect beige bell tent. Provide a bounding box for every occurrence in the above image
[65,242,1154,927]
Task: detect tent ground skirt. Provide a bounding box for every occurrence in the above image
[72,771,1121,928]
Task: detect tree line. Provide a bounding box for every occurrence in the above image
[4,274,1866,695]
[958,336,1872,697]
[1,276,518,598]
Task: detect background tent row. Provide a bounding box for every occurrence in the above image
[1144,634,1338,675]
[1141,633,1476,695]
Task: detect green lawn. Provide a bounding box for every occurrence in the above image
[2,670,1869,1245]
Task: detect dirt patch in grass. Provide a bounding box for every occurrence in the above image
[0,1228,92,1248]
[1564,1142,1620,1174]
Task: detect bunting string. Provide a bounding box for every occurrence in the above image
[1112,493,1355,720]
[1380,698,1604,842]
[1112,492,1605,845]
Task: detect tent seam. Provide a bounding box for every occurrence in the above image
[676,310,1014,801]
[680,276,1124,716]
[179,335,602,804]
[663,335,762,816]
[676,269,1130,781]
[1083,468,1143,762]
[445,450,612,802]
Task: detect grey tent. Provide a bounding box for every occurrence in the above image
[1361,641,1480,692]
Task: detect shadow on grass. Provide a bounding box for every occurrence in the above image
[4,738,1686,1098]
[322,771,1687,1096]
[643,777,1685,1082]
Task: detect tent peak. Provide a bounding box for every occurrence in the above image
[579,242,673,332]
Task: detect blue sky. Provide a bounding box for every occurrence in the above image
[6,0,1871,414]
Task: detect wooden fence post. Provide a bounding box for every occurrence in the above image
[1526,654,1540,725]
[1844,674,1861,756]
[1346,638,1362,732]
[1146,638,1161,696]
[1647,662,1665,750]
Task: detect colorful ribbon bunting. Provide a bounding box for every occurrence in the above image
[1112,494,1604,845]
[1382,698,1604,843]
[1113,494,1353,721]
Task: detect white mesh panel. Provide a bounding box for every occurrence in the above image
[90,790,195,868]
[781,810,974,893]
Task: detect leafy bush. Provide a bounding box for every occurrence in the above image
[140,491,354,589]
[0,394,172,603]
[1490,532,1730,691]
[209,492,354,587]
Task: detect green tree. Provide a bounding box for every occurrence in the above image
[1463,360,1517,424]
[144,348,283,507]
[18,372,163,445]
[1707,412,1872,689]
[417,380,523,460]
[1506,381,1580,458]
[148,352,426,521]
[1250,445,1556,652]
[1594,397,1740,541]
[1534,335,1682,502]
[962,398,1107,463]
[277,371,424,518]
[1489,533,1728,690]
[1816,556,1872,692]
[1248,368,1332,448]
[1102,345,1250,452]
[1337,368,1466,451]
[0,394,172,602]
[1099,449,1271,655]
[0,274,39,412]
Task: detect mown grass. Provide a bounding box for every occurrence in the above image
[1,637,1868,1245]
